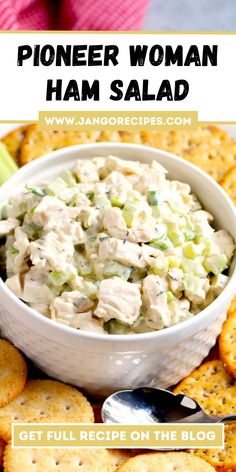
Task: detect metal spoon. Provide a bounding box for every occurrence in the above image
[102,387,236,425]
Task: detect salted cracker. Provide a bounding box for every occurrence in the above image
[191,424,236,472]
[4,443,114,472]
[219,308,236,378]
[0,339,27,408]
[117,452,215,472]
[220,166,236,205]
[20,125,101,164]
[2,125,30,164]
[173,360,236,416]
[0,379,94,441]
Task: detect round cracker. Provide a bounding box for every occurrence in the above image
[20,125,101,164]
[220,166,236,205]
[174,360,236,416]
[0,379,94,442]
[4,443,114,472]
[117,452,215,472]
[1,125,29,164]
[0,339,27,407]
[192,424,236,472]
[173,360,236,416]
[219,309,236,378]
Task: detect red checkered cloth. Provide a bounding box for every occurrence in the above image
[0,0,148,30]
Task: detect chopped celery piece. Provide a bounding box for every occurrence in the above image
[9,246,19,255]
[152,206,161,219]
[0,143,18,185]
[0,204,9,220]
[22,223,42,239]
[58,188,79,204]
[184,273,204,297]
[60,169,77,187]
[150,238,172,251]
[168,255,181,268]
[167,291,174,303]
[110,195,124,208]
[183,242,203,259]
[122,200,141,227]
[26,184,45,197]
[204,254,228,275]
[87,191,95,201]
[49,270,73,287]
[104,319,131,334]
[168,225,185,246]
[184,274,209,304]
[182,257,206,276]
[46,177,67,196]
[147,190,159,206]
[82,214,95,229]
[77,259,93,277]
[150,255,168,275]
[102,260,131,280]
[19,202,27,216]
[79,281,98,300]
[184,229,196,241]
[203,240,213,256]
[129,268,147,282]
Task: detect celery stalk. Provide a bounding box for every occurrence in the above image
[0,143,18,185]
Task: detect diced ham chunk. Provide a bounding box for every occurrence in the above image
[0,218,19,237]
[95,278,141,324]
[98,237,144,269]
[142,274,170,329]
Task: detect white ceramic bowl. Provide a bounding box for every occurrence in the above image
[0,143,235,397]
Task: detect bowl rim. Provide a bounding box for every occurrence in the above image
[0,141,235,343]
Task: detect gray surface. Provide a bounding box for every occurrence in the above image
[143,0,236,30]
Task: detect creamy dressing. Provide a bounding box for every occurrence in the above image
[0,155,234,334]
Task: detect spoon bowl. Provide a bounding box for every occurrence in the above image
[102,388,236,425]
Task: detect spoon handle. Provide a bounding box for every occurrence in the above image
[217,415,236,424]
